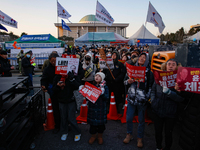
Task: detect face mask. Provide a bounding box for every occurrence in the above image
[128,56,131,59]
[131,55,137,59]
[26,54,30,58]
[107,54,111,57]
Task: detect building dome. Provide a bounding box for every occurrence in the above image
[79,14,100,23]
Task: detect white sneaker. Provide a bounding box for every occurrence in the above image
[74,134,81,141]
[61,134,68,141]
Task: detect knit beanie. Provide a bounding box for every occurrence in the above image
[95,72,105,81]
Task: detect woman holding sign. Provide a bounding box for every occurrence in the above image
[150,59,184,150]
[123,53,154,148]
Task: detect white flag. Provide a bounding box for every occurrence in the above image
[146,2,165,33]
[95,1,114,26]
[57,1,71,19]
[0,10,17,28]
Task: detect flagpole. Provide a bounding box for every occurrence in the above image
[93,0,98,46]
[57,0,59,38]
[143,22,147,40]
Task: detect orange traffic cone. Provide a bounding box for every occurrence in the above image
[107,92,122,120]
[43,98,55,131]
[76,98,88,124]
[121,95,137,123]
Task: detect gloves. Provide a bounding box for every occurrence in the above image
[79,85,84,91]
[68,71,75,81]
[31,63,36,67]
[101,87,105,95]
[163,86,171,95]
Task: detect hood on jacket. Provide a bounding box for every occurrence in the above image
[112,51,120,62]
[161,61,182,71]
[135,52,149,67]
[82,52,93,68]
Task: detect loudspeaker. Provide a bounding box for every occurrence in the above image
[176,43,200,67]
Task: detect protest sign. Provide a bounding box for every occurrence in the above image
[177,67,200,94]
[55,57,79,75]
[126,63,146,82]
[153,70,177,88]
[79,82,102,103]
[62,54,76,58]
[99,58,114,69]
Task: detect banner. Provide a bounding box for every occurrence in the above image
[57,1,71,19]
[177,67,200,94]
[0,10,17,28]
[95,1,114,26]
[62,19,71,32]
[20,35,50,41]
[99,58,114,69]
[0,24,8,32]
[146,2,165,33]
[79,82,102,103]
[153,70,177,88]
[55,57,79,75]
[6,43,62,49]
[126,63,146,82]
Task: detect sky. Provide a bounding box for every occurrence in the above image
[1,0,200,38]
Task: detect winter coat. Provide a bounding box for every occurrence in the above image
[87,84,109,126]
[124,53,154,106]
[179,92,200,150]
[82,53,97,82]
[150,82,184,118]
[22,57,32,75]
[0,56,12,77]
[52,74,81,103]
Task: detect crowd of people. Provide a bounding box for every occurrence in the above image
[1,43,199,150]
[39,43,198,150]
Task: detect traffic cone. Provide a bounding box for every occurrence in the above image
[107,92,122,120]
[145,110,153,125]
[76,98,88,124]
[43,98,55,131]
[121,95,137,123]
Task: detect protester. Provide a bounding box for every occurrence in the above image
[82,53,97,84]
[17,50,24,74]
[63,47,71,55]
[104,51,126,113]
[86,72,109,145]
[123,53,154,148]
[21,51,34,86]
[150,59,184,150]
[52,65,83,142]
[42,51,58,71]
[41,53,60,133]
[0,50,14,77]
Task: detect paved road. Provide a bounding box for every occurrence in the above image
[13,72,183,150]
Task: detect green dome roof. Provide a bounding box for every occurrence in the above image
[79,14,99,23]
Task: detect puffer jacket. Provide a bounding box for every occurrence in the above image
[150,82,184,118]
[87,83,109,126]
[124,53,154,105]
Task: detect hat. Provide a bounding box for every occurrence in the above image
[26,50,32,54]
[0,50,7,55]
[95,72,105,81]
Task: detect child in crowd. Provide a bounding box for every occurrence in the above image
[86,72,109,145]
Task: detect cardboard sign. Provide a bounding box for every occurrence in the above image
[99,58,114,69]
[177,67,200,94]
[153,70,177,88]
[98,48,107,60]
[79,82,102,103]
[55,57,79,75]
[126,63,146,82]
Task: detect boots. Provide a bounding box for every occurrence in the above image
[123,133,133,144]
[97,133,103,145]
[88,134,96,144]
[137,138,143,148]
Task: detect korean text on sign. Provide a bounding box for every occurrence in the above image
[177,67,200,94]
[153,70,177,88]
[79,82,102,103]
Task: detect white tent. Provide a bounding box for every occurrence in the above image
[129,25,160,46]
[186,31,200,41]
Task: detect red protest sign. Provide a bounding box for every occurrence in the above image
[126,63,146,82]
[55,57,79,75]
[177,67,200,94]
[79,82,102,103]
[62,54,76,58]
[30,57,35,64]
[153,70,177,88]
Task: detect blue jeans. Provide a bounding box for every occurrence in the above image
[126,102,147,138]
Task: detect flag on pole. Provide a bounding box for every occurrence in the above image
[0,24,8,32]
[95,1,114,26]
[0,10,17,28]
[62,19,71,32]
[57,1,71,20]
[146,2,165,33]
